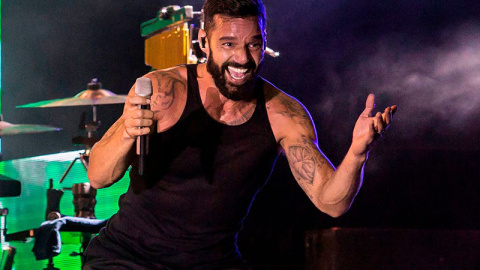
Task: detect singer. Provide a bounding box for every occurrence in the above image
[85,0,397,269]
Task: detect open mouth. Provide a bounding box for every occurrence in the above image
[226,66,250,82]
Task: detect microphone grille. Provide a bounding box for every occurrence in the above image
[135,77,152,97]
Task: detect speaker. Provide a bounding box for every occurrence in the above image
[305,228,480,270]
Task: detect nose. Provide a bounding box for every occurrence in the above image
[233,46,253,65]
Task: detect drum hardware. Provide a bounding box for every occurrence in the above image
[1,180,22,270]
[0,122,61,137]
[43,180,96,270]
[43,260,59,270]
[0,244,15,270]
[1,209,10,250]
[1,209,16,270]
[11,78,122,268]
[45,179,64,221]
[16,78,127,109]
[0,177,21,198]
[17,78,124,187]
[46,180,97,220]
[71,183,97,219]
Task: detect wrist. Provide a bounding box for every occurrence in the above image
[347,146,369,164]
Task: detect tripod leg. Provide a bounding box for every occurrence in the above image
[59,157,80,184]
[80,153,89,171]
[1,245,16,270]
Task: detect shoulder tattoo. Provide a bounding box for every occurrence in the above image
[151,70,186,113]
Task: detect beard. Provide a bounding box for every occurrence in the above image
[206,51,263,101]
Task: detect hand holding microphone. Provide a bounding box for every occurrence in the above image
[134,77,153,176]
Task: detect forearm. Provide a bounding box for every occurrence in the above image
[316,147,367,217]
[87,118,135,189]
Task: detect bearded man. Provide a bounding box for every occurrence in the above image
[84,0,397,269]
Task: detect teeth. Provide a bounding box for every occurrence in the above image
[229,67,248,73]
[228,66,248,80]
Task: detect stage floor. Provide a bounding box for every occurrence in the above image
[0,150,129,269]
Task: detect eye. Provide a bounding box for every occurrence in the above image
[248,42,262,50]
[222,42,233,47]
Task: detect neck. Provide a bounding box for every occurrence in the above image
[197,63,258,125]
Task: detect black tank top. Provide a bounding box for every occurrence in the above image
[103,65,278,268]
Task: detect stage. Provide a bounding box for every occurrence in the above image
[0,150,129,269]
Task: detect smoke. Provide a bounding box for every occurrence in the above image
[315,21,480,142]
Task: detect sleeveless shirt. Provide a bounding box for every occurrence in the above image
[87,64,279,269]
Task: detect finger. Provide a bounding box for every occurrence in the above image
[125,108,154,120]
[124,118,154,136]
[362,93,376,117]
[382,107,392,126]
[127,96,151,106]
[390,105,398,116]
[374,112,384,134]
[126,118,153,127]
[126,127,151,138]
[123,113,154,135]
[368,119,377,142]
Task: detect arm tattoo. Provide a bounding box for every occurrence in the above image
[288,145,316,185]
[151,70,186,113]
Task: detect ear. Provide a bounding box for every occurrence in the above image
[198,29,209,55]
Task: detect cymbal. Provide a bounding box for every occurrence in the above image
[0,121,61,136]
[17,90,127,108]
[17,78,127,108]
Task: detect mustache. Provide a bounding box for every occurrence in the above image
[221,60,256,71]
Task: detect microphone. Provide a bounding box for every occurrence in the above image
[134,77,152,176]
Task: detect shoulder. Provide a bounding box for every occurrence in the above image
[145,65,188,93]
[261,78,316,144]
[262,78,312,125]
[143,66,189,112]
[144,66,189,131]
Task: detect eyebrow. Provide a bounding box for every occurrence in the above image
[218,34,263,42]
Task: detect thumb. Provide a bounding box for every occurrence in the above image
[362,93,376,117]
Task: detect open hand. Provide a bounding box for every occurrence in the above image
[351,94,397,157]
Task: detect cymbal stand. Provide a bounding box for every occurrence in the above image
[59,104,100,184]
[1,209,16,270]
[49,105,100,269]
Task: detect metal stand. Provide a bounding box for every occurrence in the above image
[0,246,16,270]
[59,104,100,184]
[58,151,90,184]
[1,209,16,270]
[43,259,60,270]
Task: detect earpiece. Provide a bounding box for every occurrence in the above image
[201,37,206,48]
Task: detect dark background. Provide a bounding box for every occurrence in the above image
[2,0,480,268]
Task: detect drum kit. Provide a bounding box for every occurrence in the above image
[0,78,127,270]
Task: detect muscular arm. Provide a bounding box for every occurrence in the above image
[87,68,187,189]
[87,116,137,189]
[283,135,365,217]
[269,89,395,217]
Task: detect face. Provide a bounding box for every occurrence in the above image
[205,15,265,101]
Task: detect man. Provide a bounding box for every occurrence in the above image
[84,0,397,269]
